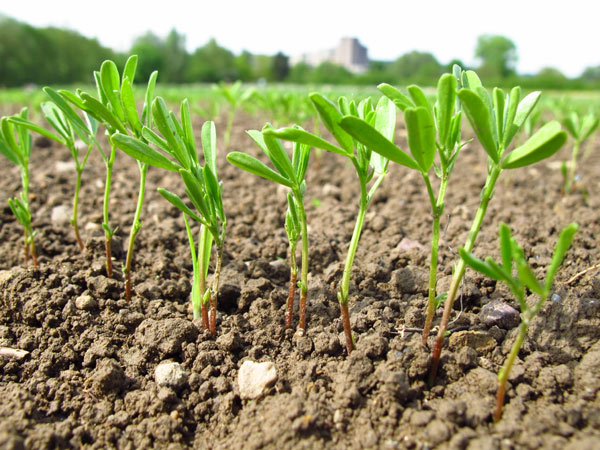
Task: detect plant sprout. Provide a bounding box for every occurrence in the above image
[459,222,578,422]
[9,89,98,251]
[427,71,568,383]
[0,109,38,266]
[340,68,466,344]
[60,56,157,300]
[264,94,396,353]
[561,111,599,195]
[227,125,310,331]
[213,81,255,149]
[113,98,226,334]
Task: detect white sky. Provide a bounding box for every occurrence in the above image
[1,0,598,78]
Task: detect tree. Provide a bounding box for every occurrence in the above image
[581,65,600,81]
[475,34,517,79]
[287,62,313,84]
[235,50,255,81]
[389,51,442,83]
[130,32,166,82]
[185,38,237,82]
[163,28,187,84]
[311,62,353,84]
[271,52,289,81]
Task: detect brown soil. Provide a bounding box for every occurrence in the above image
[1,111,599,449]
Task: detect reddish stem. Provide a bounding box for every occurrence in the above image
[298,289,307,332]
[340,301,354,354]
[125,274,132,302]
[285,271,297,329]
[209,294,217,336]
[74,224,84,252]
[105,238,113,278]
[201,302,210,332]
[494,380,507,423]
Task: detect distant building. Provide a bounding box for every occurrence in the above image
[290,37,369,74]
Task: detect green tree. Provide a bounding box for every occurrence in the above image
[287,62,313,84]
[163,28,187,83]
[389,50,442,83]
[130,32,166,82]
[311,62,353,84]
[185,38,238,82]
[235,50,255,81]
[271,52,289,81]
[475,34,517,79]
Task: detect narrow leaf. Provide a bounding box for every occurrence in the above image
[499,222,513,273]
[122,55,138,86]
[202,121,217,175]
[377,83,414,111]
[99,60,125,122]
[458,88,499,162]
[545,223,579,291]
[157,188,206,225]
[309,93,354,153]
[227,152,294,187]
[111,133,180,171]
[121,77,142,135]
[264,127,349,157]
[459,248,503,281]
[405,106,436,172]
[436,73,456,147]
[501,121,567,169]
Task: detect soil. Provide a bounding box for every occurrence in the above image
[1,108,599,450]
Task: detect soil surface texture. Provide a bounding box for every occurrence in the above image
[1,109,599,449]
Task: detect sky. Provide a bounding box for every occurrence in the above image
[1,0,598,78]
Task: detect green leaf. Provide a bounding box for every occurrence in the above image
[545,223,579,292]
[8,116,65,145]
[459,247,503,281]
[516,260,545,297]
[264,127,349,157]
[141,126,170,152]
[261,131,297,185]
[309,93,354,153]
[152,97,190,168]
[502,87,521,148]
[202,121,217,176]
[499,222,513,273]
[180,168,211,220]
[80,93,127,134]
[99,60,125,122]
[377,83,414,111]
[580,114,599,143]
[501,121,567,169]
[493,87,505,144]
[371,96,396,174]
[111,133,180,171]
[436,73,457,147]
[461,70,482,90]
[339,116,420,170]
[121,77,142,135]
[180,99,197,164]
[562,112,579,139]
[227,152,294,187]
[157,188,206,225]
[122,55,138,86]
[505,91,541,147]
[405,106,436,172]
[408,85,431,113]
[203,164,223,220]
[142,71,158,127]
[45,88,93,141]
[458,88,499,162]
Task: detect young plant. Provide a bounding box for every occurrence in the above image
[561,111,599,195]
[340,68,465,344]
[264,94,396,354]
[213,81,255,149]
[227,125,310,331]
[9,89,99,251]
[0,109,38,266]
[459,222,578,422]
[427,71,568,383]
[112,98,226,334]
[60,56,158,299]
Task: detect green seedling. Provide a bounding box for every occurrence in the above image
[227,125,310,330]
[561,111,599,195]
[213,81,255,149]
[61,56,157,300]
[9,90,98,251]
[460,222,578,422]
[428,71,568,383]
[264,93,396,353]
[113,98,226,334]
[341,68,466,344]
[0,109,38,266]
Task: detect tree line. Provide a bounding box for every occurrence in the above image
[1,15,599,89]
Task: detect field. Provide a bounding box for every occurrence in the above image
[1,79,599,449]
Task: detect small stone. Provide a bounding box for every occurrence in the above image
[51,205,71,226]
[75,294,98,311]
[56,160,76,173]
[551,293,562,303]
[0,270,13,285]
[238,360,278,400]
[397,237,427,252]
[449,330,496,354]
[456,346,478,369]
[480,300,520,329]
[154,362,188,391]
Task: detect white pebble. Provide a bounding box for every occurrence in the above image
[51,205,71,226]
[155,362,188,390]
[238,360,277,400]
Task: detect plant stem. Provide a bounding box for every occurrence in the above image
[72,166,84,251]
[124,163,148,301]
[296,197,309,332]
[494,319,528,422]
[198,225,212,330]
[103,143,117,278]
[209,245,224,336]
[29,236,38,267]
[422,175,448,344]
[429,164,502,384]
[566,140,580,195]
[338,185,368,353]
[285,242,298,329]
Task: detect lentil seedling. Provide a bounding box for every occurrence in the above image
[113,98,226,334]
[0,109,38,266]
[429,71,568,383]
[265,94,396,353]
[340,68,466,344]
[214,81,255,149]
[459,222,578,421]
[227,125,310,330]
[561,111,599,195]
[9,89,99,251]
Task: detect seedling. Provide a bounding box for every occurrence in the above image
[213,81,255,149]
[428,71,568,383]
[459,222,578,422]
[264,94,396,353]
[113,98,226,334]
[9,89,98,251]
[60,56,158,299]
[227,125,310,330]
[561,111,599,195]
[340,68,466,344]
[0,109,38,266]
